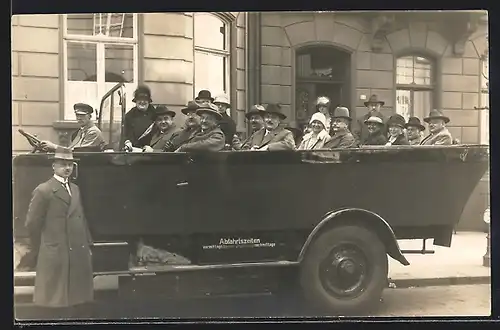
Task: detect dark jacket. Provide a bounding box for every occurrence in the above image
[386,133,410,146]
[219,113,237,145]
[353,110,386,143]
[123,105,156,147]
[362,131,388,146]
[166,126,201,151]
[141,124,180,151]
[324,130,358,149]
[176,127,226,152]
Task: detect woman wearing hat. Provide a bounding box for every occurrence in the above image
[141,106,180,152]
[298,112,331,150]
[420,109,453,145]
[314,96,332,133]
[123,85,156,150]
[233,104,266,150]
[324,106,357,149]
[175,103,226,152]
[361,115,387,146]
[385,114,409,146]
[405,116,426,145]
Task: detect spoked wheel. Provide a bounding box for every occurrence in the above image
[300,225,388,315]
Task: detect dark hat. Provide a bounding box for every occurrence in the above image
[405,116,426,131]
[133,85,152,103]
[386,114,406,128]
[49,146,78,161]
[265,103,287,120]
[364,94,385,106]
[153,105,176,119]
[330,106,352,121]
[424,109,450,124]
[181,101,200,115]
[195,90,214,102]
[245,104,266,119]
[73,103,93,115]
[196,103,223,120]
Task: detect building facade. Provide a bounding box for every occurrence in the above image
[11,11,489,230]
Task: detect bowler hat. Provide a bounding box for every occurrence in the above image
[73,103,94,115]
[49,146,78,161]
[330,106,352,121]
[386,114,406,128]
[181,101,200,115]
[245,104,266,119]
[195,90,214,103]
[405,116,425,131]
[364,94,385,107]
[423,109,450,124]
[153,105,176,119]
[265,103,287,120]
[196,103,223,120]
[133,85,152,103]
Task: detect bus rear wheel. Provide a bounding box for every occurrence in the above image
[300,224,388,315]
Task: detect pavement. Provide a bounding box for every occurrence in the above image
[388,231,490,288]
[14,231,491,296]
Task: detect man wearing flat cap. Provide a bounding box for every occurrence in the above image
[420,109,453,145]
[141,106,180,152]
[175,103,226,152]
[232,104,266,150]
[25,147,94,318]
[40,103,106,152]
[165,101,202,152]
[405,116,426,146]
[353,94,387,143]
[123,85,156,150]
[244,103,296,151]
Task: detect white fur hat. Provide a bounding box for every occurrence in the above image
[309,112,327,129]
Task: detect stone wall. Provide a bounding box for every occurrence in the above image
[12,14,61,153]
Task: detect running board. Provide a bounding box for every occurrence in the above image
[400,239,435,255]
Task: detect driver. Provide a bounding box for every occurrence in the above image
[39,103,106,152]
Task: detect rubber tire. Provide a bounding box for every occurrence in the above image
[300,224,388,316]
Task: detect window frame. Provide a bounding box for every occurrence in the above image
[479,55,489,145]
[193,12,232,105]
[395,54,436,120]
[62,13,139,121]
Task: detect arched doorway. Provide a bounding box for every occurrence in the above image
[295,46,351,131]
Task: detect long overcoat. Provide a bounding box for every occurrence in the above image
[25,177,94,308]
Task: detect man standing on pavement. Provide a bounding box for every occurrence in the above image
[25,147,94,319]
[213,95,237,149]
[40,103,106,152]
[123,85,156,150]
[353,94,387,143]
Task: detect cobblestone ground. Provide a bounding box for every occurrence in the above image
[15,284,491,319]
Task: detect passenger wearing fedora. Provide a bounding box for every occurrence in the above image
[25,147,94,318]
[232,104,266,150]
[141,106,180,152]
[298,112,331,150]
[214,95,237,147]
[195,90,215,105]
[123,85,156,150]
[245,103,296,151]
[165,101,202,152]
[354,94,387,143]
[361,116,388,146]
[405,117,426,145]
[385,114,409,146]
[420,109,453,145]
[175,103,226,152]
[40,103,106,152]
[324,106,357,149]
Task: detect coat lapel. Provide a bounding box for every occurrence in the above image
[68,182,79,217]
[49,178,70,205]
[260,129,279,147]
[150,132,163,147]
